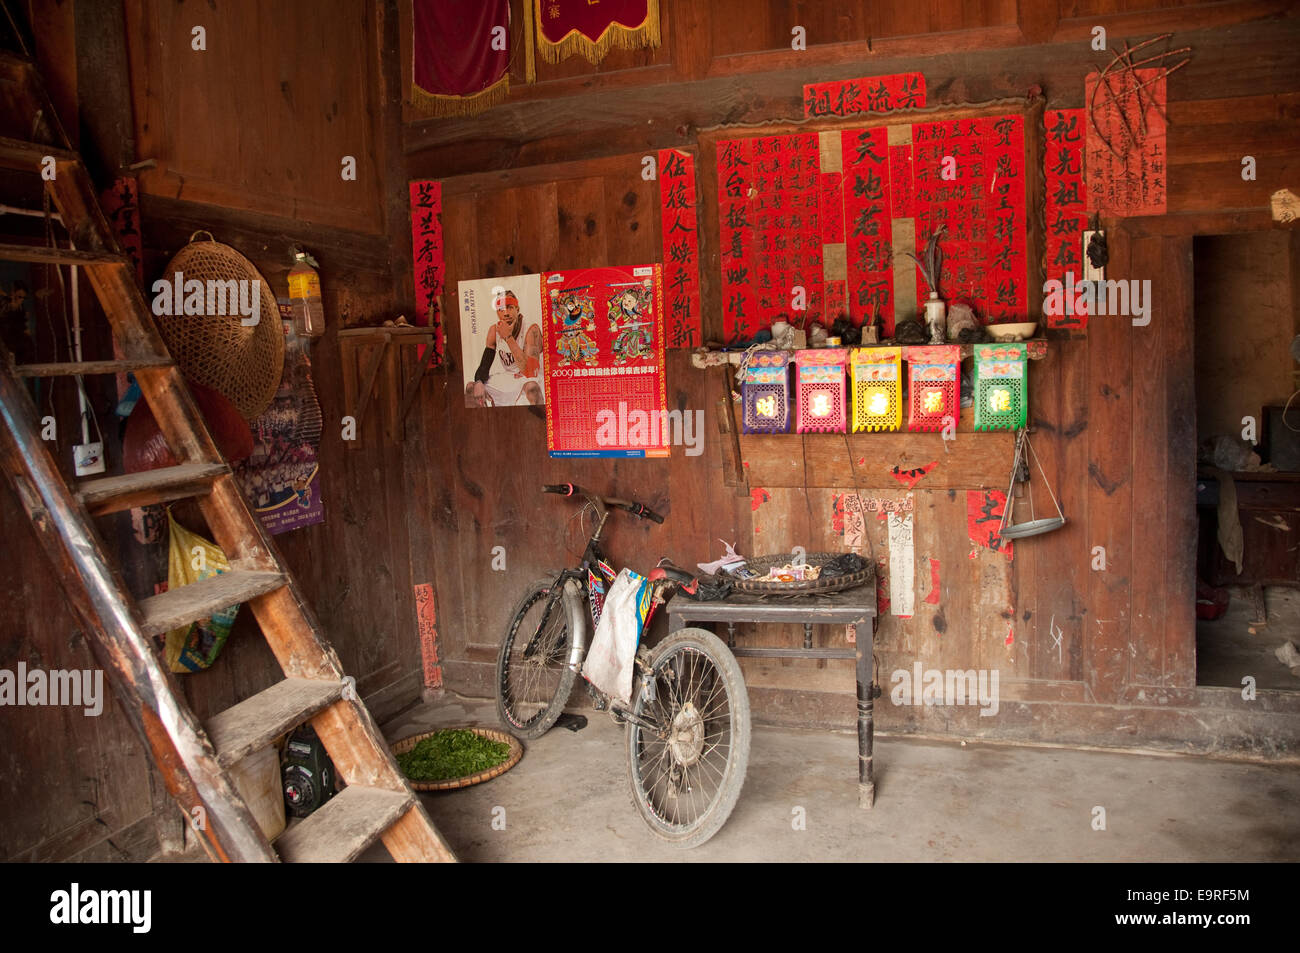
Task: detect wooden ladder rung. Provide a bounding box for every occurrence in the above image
[0,243,127,266]
[275,786,413,863]
[13,357,172,377]
[77,463,230,516]
[137,569,286,637]
[0,134,80,171]
[206,678,345,769]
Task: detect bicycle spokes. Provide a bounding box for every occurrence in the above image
[634,647,734,828]
[504,595,569,725]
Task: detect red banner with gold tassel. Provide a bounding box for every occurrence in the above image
[532,0,659,65]
[412,0,510,117]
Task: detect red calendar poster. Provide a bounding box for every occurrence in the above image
[542,264,668,458]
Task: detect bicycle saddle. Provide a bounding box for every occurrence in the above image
[649,560,696,585]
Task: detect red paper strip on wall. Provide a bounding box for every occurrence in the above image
[414,582,442,690]
[717,138,757,341]
[409,179,445,363]
[1044,108,1089,329]
[658,148,702,348]
[1085,68,1167,217]
[804,73,926,118]
[842,126,895,333]
[101,177,143,286]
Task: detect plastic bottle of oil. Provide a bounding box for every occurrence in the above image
[288,249,324,338]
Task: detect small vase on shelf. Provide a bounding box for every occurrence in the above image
[924,292,947,345]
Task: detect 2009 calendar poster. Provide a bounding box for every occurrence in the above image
[541,264,668,458]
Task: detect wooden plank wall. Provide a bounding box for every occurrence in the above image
[399,0,1300,726]
[0,2,415,861]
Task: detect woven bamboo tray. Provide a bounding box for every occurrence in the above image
[730,552,875,596]
[391,726,523,791]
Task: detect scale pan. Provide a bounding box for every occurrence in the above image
[998,516,1066,539]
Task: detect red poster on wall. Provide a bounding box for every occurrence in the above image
[911,116,1027,323]
[409,179,445,363]
[658,148,702,348]
[541,264,668,457]
[1085,68,1167,217]
[1044,108,1089,329]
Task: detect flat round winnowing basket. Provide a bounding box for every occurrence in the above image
[390,726,524,791]
[731,551,875,595]
[156,232,284,419]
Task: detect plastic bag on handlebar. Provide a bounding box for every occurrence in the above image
[582,568,651,705]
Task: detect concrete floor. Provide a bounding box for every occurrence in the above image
[1198,585,1300,691]
[370,693,1300,862]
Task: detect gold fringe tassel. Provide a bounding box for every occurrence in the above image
[534,0,660,65]
[411,73,510,118]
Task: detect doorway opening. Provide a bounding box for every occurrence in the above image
[1193,230,1300,691]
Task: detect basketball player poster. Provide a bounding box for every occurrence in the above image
[541,264,668,458]
[457,274,546,408]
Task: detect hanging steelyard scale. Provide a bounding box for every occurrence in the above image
[998,427,1066,539]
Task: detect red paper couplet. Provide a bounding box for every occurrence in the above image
[541,264,668,458]
[409,179,445,363]
[1085,68,1167,217]
[658,148,702,348]
[804,73,926,118]
[1044,108,1089,330]
[842,126,895,333]
[717,137,757,341]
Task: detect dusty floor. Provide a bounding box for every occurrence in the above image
[365,693,1300,862]
[1198,585,1300,691]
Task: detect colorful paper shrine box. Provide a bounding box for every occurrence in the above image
[905,345,960,432]
[973,342,1028,431]
[850,347,902,432]
[742,350,792,434]
[794,348,848,433]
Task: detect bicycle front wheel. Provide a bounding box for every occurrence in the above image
[625,627,751,848]
[496,578,578,740]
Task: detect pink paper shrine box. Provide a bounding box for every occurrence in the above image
[742,350,792,434]
[794,348,848,434]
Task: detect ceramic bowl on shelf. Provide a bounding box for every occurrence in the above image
[987,322,1037,342]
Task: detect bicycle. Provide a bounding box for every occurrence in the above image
[495,482,751,848]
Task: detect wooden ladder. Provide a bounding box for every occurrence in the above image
[0,47,455,862]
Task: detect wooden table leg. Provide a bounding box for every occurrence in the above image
[855,618,875,809]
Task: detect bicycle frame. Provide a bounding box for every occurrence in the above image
[533,507,669,734]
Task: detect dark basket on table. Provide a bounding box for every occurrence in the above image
[729,551,875,596]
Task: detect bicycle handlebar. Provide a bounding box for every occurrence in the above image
[542,483,665,523]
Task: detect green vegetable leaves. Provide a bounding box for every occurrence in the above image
[396,729,511,781]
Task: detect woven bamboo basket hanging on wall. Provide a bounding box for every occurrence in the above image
[156,231,284,419]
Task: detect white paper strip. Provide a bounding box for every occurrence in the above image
[887,507,915,617]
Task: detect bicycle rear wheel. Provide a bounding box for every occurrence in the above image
[625,627,750,848]
[496,578,578,740]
